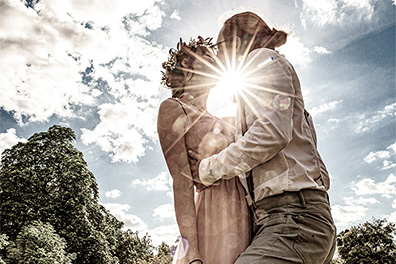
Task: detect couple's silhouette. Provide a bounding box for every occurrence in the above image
[158,11,336,264]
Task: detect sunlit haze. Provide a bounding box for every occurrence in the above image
[0,0,395,247]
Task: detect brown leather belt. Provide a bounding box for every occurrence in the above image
[255,189,329,210]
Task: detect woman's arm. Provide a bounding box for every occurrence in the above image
[157,98,201,263]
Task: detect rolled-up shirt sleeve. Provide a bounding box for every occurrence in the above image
[199,49,296,186]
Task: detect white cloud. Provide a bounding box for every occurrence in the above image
[38,0,163,27]
[0,0,107,123]
[382,160,396,170]
[80,79,163,163]
[153,203,175,221]
[102,202,178,246]
[327,118,339,128]
[309,100,342,116]
[79,45,167,162]
[131,172,172,191]
[353,173,396,198]
[101,202,148,232]
[364,150,391,163]
[300,0,375,28]
[331,204,367,227]
[392,198,396,209]
[0,0,168,162]
[343,196,379,206]
[355,102,396,133]
[313,46,331,54]
[148,224,179,247]
[388,211,396,223]
[277,33,312,66]
[105,189,123,198]
[170,10,181,20]
[363,141,396,170]
[0,128,27,155]
[125,4,166,36]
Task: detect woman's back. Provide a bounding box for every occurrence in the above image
[174,95,235,190]
[167,94,250,264]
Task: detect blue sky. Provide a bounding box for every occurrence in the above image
[0,0,395,246]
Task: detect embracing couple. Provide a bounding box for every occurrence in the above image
[158,11,336,264]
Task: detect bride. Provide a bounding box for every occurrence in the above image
[157,37,250,264]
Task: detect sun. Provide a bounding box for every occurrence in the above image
[213,69,244,98]
[207,68,245,117]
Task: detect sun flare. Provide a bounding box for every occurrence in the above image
[207,69,245,117]
[212,69,244,98]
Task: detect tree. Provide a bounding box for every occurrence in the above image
[0,125,170,263]
[336,218,396,264]
[0,125,120,263]
[116,230,154,263]
[116,230,175,264]
[6,220,75,263]
[150,241,174,264]
[0,234,9,264]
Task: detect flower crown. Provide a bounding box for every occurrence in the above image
[161,36,216,86]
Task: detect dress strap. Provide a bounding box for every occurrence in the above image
[173,97,188,116]
[171,97,191,130]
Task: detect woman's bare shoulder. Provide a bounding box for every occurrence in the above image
[159,97,178,108]
[158,98,186,131]
[159,98,183,115]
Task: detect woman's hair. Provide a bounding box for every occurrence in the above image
[161,37,215,98]
[220,12,287,51]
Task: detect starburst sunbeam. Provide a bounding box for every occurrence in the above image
[240,55,277,79]
[182,81,222,93]
[235,21,261,73]
[164,110,207,156]
[175,66,221,81]
[237,90,262,119]
[182,48,225,76]
[243,82,300,100]
[239,49,275,77]
[185,28,299,119]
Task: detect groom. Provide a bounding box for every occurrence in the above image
[189,11,336,263]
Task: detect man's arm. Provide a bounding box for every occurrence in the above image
[198,49,296,186]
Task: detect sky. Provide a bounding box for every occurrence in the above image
[0,0,395,247]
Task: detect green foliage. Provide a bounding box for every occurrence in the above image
[150,242,174,264]
[0,125,173,263]
[6,220,75,264]
[336,218,396,264]
[0,126,120,263]
[134,241,173,264]
[0,234,9,263]
[0,234,9,251]
[117,230,154,263]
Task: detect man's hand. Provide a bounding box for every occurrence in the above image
[188,150,204,183]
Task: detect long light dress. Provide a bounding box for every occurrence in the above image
[172,95,250,264]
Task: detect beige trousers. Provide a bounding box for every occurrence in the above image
[235,190,336,264]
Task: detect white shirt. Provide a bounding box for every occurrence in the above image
[199,48,329,202]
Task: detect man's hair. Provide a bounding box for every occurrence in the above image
[220,12,287,51]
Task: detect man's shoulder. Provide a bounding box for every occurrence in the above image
[247,48,293,73]
[247,48,279,61]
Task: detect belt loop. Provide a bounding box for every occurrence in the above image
[298,190,307,208]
